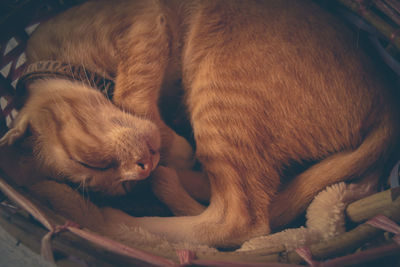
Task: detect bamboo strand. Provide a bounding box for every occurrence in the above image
[346,187,400,223]
[194,189,400,264]
[67,226,177,267]
[321,243,400,267]
[374,0,400,26]
[285,191,400,264]
[384,0,400,14]
[0,176,53,231]
[0,207,146,266]
[1,182,399,265]
[337,0,400,51]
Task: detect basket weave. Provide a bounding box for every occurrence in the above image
[0,0,400,266]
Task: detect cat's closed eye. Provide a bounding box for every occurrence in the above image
[73,158,116,171]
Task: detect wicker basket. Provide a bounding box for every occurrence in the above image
[1,0,400,266]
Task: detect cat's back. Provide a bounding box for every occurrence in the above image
[25,0,155,79]
[183,0,399,164]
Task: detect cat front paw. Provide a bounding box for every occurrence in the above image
[165,134,194,169]
[151,166,205,216]
[0,113,29,146]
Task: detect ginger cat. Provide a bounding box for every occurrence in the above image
[1,0,399,247]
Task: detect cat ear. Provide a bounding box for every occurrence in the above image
[0,112,30,146]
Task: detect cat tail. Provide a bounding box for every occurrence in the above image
[269,111,399,230]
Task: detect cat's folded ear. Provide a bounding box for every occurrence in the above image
[0,111,30,146]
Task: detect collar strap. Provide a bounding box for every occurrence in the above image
[16,60,115,100]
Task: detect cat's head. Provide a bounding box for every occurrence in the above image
[1,79,161,195]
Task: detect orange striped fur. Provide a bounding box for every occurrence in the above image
[1,0,399,247]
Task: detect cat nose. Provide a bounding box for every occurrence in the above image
[121,161,153,181]
[136,160,152,179]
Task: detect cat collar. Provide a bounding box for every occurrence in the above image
[16,60,115,104]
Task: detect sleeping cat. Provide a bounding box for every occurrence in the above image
[1,0,399,247]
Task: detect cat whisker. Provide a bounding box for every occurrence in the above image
[66,47,77,81]
[81,178,87,201]
[82,65,92,88]
[76,176,89,193]
[80,60,96,90]
[81,176,93,207]
[75,178,85,192]
[102,69,111,101]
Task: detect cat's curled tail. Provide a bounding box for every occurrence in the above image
[270,110,399,229]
